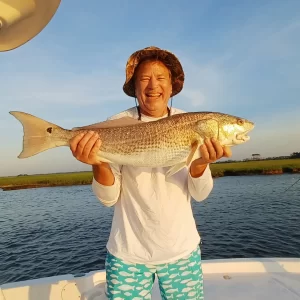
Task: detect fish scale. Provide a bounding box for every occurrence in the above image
[99,116,194,154]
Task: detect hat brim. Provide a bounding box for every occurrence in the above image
[123,47,184,98]
[0,0,61,52]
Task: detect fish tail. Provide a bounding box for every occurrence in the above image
[9,111,68,158]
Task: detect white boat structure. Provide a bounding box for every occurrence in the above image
[1,257,300,299]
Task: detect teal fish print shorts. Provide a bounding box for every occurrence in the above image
[105,246,204,299]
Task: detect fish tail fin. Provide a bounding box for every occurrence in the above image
[9,111,68,159]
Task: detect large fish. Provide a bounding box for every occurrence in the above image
[9,111,254,177]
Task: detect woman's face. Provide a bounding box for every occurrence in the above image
[134,60,172,117]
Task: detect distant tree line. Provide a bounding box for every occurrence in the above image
[290,152,300,158]
[215,151,300,163]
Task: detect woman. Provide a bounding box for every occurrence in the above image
[70,46,231,299]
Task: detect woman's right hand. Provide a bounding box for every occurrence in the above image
[70,131,102,165]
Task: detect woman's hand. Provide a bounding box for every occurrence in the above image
[190,138,232,177]
[70,131,102,165]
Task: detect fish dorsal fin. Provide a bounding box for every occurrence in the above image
[72,116,144,130]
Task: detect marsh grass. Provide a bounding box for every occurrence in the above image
[210,159,300,176]
[1,159,300,190]
[0,172,93,188]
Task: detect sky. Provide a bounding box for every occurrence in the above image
[1,0,300,176]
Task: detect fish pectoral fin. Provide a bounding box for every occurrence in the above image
[97,157,114,164]
[166,142,200,178]
[166,162,187,178]
[72,117,144,130]
[196,119,220,139]
[186,141,199,166]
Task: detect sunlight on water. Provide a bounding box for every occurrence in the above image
[0,174,299,284]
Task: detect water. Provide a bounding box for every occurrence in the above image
[0,174,299,285]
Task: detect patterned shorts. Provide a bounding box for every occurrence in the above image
[105,246,204,300]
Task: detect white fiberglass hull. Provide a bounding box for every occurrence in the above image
[1,258,300,300]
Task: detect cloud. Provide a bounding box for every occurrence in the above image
[0,48,125,109]
[0,43,130,135]
[175,56,227,109]
[231,108,300,160]
[181,89,206,107]
[2,72,124,106]
[228,21,300,75]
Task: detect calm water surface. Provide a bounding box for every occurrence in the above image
[0,174,299,285]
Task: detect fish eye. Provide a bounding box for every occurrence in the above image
[237,118,244,126]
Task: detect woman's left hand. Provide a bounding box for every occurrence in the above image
[190,138,232,177]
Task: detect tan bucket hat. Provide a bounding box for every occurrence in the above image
[0,0,61,52]
[123,46,185,97]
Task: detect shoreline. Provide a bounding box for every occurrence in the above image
[0,183,92,191]
[213,167,300,177]
[1,163,300,191]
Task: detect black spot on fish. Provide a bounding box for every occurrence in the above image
[47,127,53,134]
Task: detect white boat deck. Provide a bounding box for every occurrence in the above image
[1,258,300,300]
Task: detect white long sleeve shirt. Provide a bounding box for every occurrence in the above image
[92,107,214,264]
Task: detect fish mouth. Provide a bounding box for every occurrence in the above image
[236,130,251,141]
